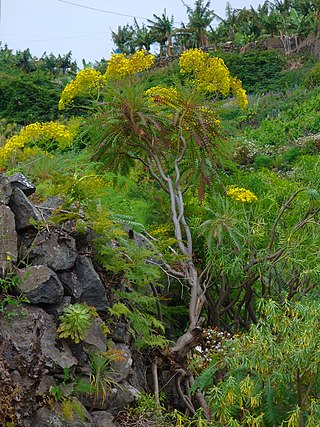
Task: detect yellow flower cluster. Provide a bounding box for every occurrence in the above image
[144,85,179,109]
[59,68,105,110]
[105,50,155,79]
[150,223,171,237]
[226,185,258,203]
[59,51,155,109]
[179,49,248,110]
[1,121,75,161]
[179,48,208,73]
[230,77,248,111]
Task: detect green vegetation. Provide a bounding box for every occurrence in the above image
[0,274,29,319]
[57,303,96,343]
[110,0,320,58]
[192,297,320,425]
[2,0,320,422]
[0,45,77,125]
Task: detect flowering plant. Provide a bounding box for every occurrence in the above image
[226,185,258,203]
[179,49,248,110]
[1,121,76,165]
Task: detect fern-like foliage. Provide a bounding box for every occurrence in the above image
[262,381,282,426]
[109,299,169,349]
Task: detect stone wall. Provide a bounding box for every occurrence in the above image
[0,173,142,427]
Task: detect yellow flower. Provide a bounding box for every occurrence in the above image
[226,185,258,203]
[1,121,75,163]
[59,68,106,110]
[105,50,155,80]
[179,49,248,110]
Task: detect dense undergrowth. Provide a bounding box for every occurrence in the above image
[1,45,320,425]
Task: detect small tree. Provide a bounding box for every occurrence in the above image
[148,10,175,57]
[183,0,216,47]
[58,48,247,415]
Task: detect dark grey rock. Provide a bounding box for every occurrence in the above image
[79,381,140,414]
[0,173,12,204]
[31,400,93,427]
[9,187,41,231]
[16,265,64,305]
[31,407,65,427]
[0,205,18,269]
[108,382,140,415]
[20,229,77,270]
[44,296,73,317]
[0,305,78,371]
[91,411,118,427]
[69,224,95,252]
[109,344,133,382]
[59,271,83,299]
[112,322,131,345]
[36,373,56,395]
[83,317,107,352]
[8,172,36,196]
[75,256,107,311]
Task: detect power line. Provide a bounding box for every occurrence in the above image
[57,0,149,20]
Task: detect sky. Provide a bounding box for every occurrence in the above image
[1,0,263,65]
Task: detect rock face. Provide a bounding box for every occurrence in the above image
[0,173,137,427]
[0,305,78,371]
[8,172,36,196]
[0,173,12,204]
[16,266,64,305]
[31,401,93,427]
[109,344,133,382]
[75,256,108,311]
[91,411,119,427]
[20,229,77,271]
[0,205,18,270]
[9,188,42,231]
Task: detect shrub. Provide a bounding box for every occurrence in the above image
[214,50,286,93]
[303,62,320,88]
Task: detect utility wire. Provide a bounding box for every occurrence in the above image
[57,0,184,25]
[57,0,149,20]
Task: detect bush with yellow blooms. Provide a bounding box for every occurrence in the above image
[179,49,248,110]
[1,121,76,166]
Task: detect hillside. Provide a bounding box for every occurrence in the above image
[1,41,320,426]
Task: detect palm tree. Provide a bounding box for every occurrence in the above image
[183,0,216,47]
[148,10,175,56]
[40,52,59,74]
[57,51,77,75]
[223,3,242,41]
[111,24,135,54]
[15,48,36,72]
[132,19,154,52]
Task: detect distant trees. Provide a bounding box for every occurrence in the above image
[182,0,215,47]
[111,0,320,54]
[0,45,77,125]
[111,25,135,54]
[148,11,174,57]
